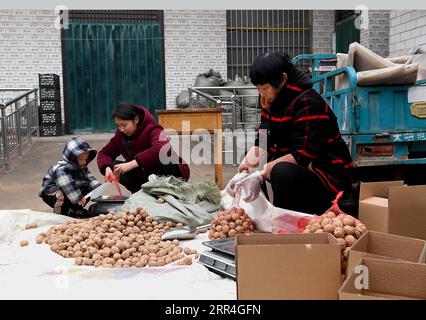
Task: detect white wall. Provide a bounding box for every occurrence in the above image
[312,10,335,54]
[389,10,426,57]
[0,10,62,103]
[163,10,227,109]
[360,10,390,58]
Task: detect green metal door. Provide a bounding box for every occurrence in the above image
[335,15,360,54]
[63,23,165,133]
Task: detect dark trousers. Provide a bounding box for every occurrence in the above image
[41,187,90,217]
[269,162,334,215]
[114,160,183,193]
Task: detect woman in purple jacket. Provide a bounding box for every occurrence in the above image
[97,102,190,193]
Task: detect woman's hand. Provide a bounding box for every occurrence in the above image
[78,197,87,207]
[260,96,271,110]
[105,167,118,183]
[262,153,298,181]
[238,146,267,173]
[113,160,139,176]
[225,171,249,197]
[235,171,264,202]
[262,162,275,181]
[238,163,251,173]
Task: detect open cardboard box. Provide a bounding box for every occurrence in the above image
[359,181,426,240]
[236,233,341,300]
[346,231,426,276]
[339,257,426,300]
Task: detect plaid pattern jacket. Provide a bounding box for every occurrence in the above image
[39,137,101,204]
[256,84,353,194]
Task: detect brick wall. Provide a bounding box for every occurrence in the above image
[389,10,426,57]
[360,10,390,58]
[1,10,228,112]
[163,10,227,109]
[0,10,62,104]
[312,10,335,54]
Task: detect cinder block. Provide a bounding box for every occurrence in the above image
[391,15,401,26]
[415,34,426,46]
[405,38,416,49]
[411,11,423,20]
[12,10,27,16]
[400,30,411,41]
[406,20,417,31]
[396,40,406,50]
[400,12,413,24]
[416,16,426,28]
[410,27,422,38]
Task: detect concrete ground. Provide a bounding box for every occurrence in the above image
[0,134,237,212]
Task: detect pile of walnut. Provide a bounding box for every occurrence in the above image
[35,208,197,268]
[208,207,255,240]
[303,211,367,266]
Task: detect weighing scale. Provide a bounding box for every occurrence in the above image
[198,238,236,280]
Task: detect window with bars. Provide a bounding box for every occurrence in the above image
[226,10,312,81]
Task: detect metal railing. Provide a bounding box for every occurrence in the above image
[0,88,39,173]
[189,86,260,129]
[189,86,260,165]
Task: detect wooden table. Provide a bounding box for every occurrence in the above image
[156,108,223,189]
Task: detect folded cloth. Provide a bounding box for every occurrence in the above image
[122,175,222,226]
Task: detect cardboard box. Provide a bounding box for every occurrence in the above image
[359,181,426,240]
[236,233,341,300]
[339,257,426,300]
[347,231,426,276]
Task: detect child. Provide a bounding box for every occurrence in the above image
[39,137,101,218]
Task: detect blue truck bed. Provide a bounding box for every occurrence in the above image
[293,54,426,172]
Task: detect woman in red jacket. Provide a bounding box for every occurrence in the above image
[97,102,190,193]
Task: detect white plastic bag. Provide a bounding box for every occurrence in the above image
[221,176,313,233]
[221,186,272,232]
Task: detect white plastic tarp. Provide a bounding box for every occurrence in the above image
[0,210,235,300]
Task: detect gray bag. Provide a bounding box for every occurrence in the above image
[122,175,222,226]
[176,90,190,109]
[194,69,224,95]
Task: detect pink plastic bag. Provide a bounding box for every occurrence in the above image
[272,208,313,234]
[272,191,349,234]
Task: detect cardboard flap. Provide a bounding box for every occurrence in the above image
[350,231,369,252]
[236,233,336,246]
[359,197,388,207]
[358,201,389,234]
[340,257,426,299]
[364,258,426,299]
[388,185,426,240]
[346,231,426,283]
[359,181,403,200]
[367,231,426,261]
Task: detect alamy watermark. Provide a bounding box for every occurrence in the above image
[156,122,268,167]
[354,5,369,30]
[354,264,369,290]
[54,5,69,30]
